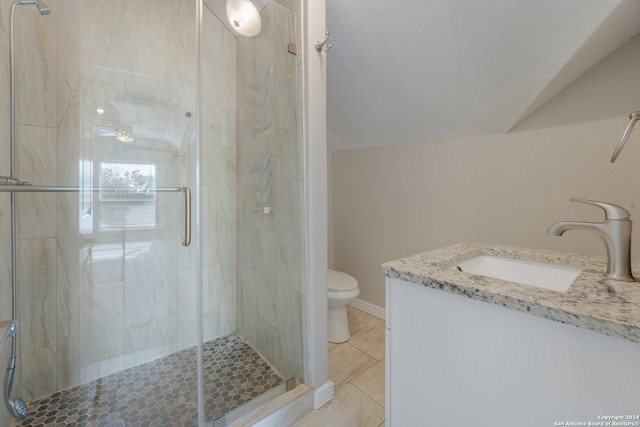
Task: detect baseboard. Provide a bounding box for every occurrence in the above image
[228,384,313,427]
[349,298,385,320]
[313,380,334,409]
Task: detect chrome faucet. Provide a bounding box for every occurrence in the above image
[546,197,635,282]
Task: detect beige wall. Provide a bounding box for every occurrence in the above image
[330,34,640,309]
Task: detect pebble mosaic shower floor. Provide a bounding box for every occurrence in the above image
[12,335,283,427]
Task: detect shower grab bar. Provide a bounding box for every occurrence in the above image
[0,185,184,192]
[0,184,192,247]
[182,186,191,247]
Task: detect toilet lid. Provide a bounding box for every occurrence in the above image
[328,269,358,291]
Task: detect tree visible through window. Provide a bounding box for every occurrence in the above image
[99,163,156,229]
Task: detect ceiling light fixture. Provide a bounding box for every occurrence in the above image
[116,126,134,143]
[226,0,262,37]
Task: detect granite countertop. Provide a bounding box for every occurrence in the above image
[381,241,640,344]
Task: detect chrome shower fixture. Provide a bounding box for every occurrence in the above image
[3,0,49,420]
[35,0,51,15]
[3,357,28,420]
[16,0,51,15]
[0,176,30,186]
[0,177,21,186]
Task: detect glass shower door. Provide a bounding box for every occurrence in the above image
[200,0,306,422]
[4,0,206,425]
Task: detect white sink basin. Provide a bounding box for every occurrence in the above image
[451,255,582,292]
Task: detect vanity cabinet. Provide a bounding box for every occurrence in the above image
[385,248,640,427]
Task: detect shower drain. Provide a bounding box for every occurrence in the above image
[103,421,125,427]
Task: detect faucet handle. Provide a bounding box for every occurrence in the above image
[570,197,631,220]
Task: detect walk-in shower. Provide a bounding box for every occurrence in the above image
[0,0,306,425]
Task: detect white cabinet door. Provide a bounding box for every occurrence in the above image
[386,277,640,427]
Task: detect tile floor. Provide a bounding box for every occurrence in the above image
[293,306,386,427]
[10,308,385,427]
[12,335,282,427]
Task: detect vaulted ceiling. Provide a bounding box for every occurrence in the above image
[326,0,640,151]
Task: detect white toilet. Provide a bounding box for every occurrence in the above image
[328,269,360,343]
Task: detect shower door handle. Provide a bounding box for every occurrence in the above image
[182,186,191,247]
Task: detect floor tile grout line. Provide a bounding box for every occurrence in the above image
[350,379,384,406]
[347,309,386,411]
[292,307,386,426]
[326,307,387,424]
[329,341,375,359]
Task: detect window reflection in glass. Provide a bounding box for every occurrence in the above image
[99,163,156,230]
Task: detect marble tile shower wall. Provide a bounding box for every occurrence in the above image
[236,2,304,382]
[0,0,237,411]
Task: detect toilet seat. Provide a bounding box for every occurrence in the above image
[328,269,358,292]
[328,287,360,300]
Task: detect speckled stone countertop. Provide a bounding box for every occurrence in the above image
[381,241,640,344]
